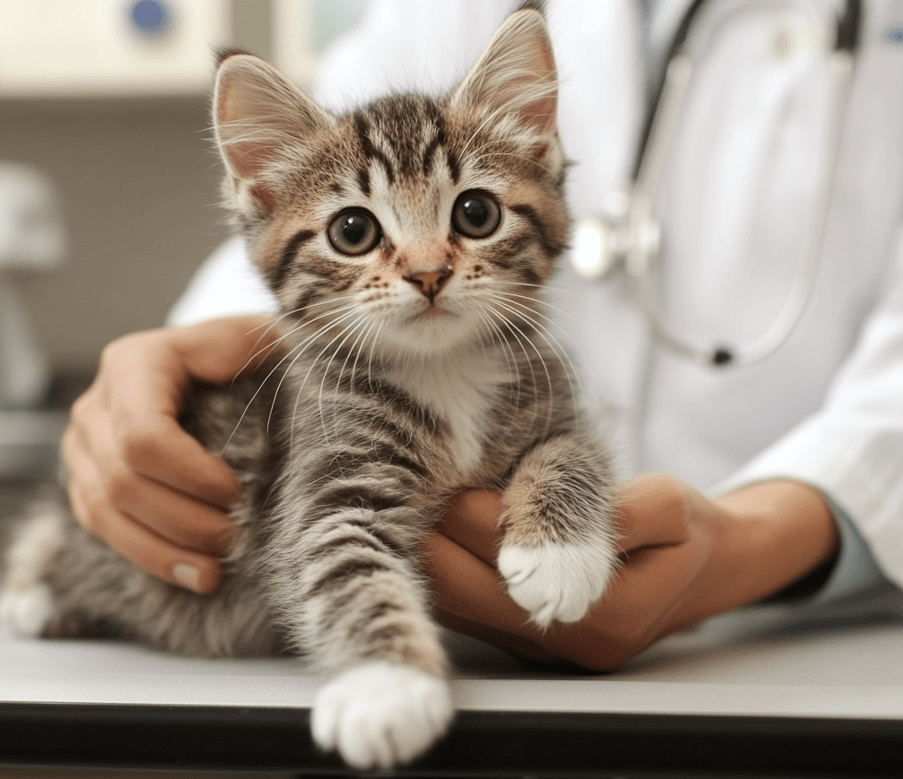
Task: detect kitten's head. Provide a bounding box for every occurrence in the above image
[212,7,568,358]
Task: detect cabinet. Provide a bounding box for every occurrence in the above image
[0,0,328,98]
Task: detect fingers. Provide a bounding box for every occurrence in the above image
[538,476,715,667]
[168,314,284,385]
[95,329,248,507]
[434,609,564,668]
[63,421,225,593]
[425,532,528,636]
[103,471,234,556]
[61,315,278,591]
[72,376,238,514]
[441,476,700,564]
[425,522,689,672]
[439,490,504,564]
[565,535,710,662]
[433,479,717,672]
[614,472,702,551]
[116,414,240,512]
[67,366,237,545]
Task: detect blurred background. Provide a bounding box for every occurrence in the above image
[0,0,363,484]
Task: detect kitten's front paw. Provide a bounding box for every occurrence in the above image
[497,542,618,628]
[0,584,53,638]
[311,661,453,770]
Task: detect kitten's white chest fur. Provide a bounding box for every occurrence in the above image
[385,347,511,479]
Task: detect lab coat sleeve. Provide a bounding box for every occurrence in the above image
[166,236,275,326]
[166,0,517,326]
[722,225,903,594]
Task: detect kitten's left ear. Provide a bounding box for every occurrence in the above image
[451,8,559,151]
[213,51,333,210]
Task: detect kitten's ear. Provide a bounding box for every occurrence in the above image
[213,51,332,210]
[452,8,558,140]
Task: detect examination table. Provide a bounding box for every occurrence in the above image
[1,600,902,777]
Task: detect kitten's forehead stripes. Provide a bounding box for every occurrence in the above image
[356,168,372,197]
[352,97,461,187]
[353,111,396,185]
[444,146,462,185]
[420,101,445,178]
[421,101,460,183]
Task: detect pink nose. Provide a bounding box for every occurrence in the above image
[404,265,453,301]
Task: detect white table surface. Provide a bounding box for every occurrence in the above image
[2,611,902,721]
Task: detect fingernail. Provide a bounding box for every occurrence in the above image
[172,563,201,591]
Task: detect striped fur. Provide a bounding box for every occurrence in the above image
[1,7,618,769]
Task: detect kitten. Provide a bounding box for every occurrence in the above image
[0,7,619,770]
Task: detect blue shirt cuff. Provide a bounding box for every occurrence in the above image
[813,499,889,604]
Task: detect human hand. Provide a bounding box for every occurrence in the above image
[62,314,279,592]
[427,474,839,671]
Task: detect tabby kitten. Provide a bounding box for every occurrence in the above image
[1,7,618,770]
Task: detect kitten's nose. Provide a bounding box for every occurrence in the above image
[404,264,453,302]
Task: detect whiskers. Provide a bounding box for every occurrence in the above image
[220,293,366,455]
[220,277,579,471]
[479,284,581,429]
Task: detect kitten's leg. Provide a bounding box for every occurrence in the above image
[2,491,281,656]
[267,501,452,770]
[0,497,65,637]
[497,433,620,628]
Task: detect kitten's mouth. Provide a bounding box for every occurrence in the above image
[409,300,455,321]
[398,303,463,338]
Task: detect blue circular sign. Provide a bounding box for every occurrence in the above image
[130,1,169,35]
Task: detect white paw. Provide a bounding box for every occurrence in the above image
[0,584,53,638]
[311,661,453,770]
[497,542,617,628]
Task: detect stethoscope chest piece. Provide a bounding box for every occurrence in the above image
[571,209,662,282]
[571,189,645,281]
[571,216,624,281]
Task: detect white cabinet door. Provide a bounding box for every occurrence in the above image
[0,0,230,98]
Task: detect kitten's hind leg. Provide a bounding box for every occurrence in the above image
[498,433,620,629]
[0,496,65,637]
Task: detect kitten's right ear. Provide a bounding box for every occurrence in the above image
[213,52,333,211]
[451,8,558,141]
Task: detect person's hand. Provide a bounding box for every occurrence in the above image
[426,474,839,671]
[62,314,280,593]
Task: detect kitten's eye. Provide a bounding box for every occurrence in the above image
[327,209,382,256]
[452,191,501,239]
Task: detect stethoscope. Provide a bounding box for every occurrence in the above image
[571,0,862,367]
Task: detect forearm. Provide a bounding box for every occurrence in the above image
[428,477,841,672]
[677,480,840,629]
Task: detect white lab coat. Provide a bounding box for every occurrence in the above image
[170,0,903,593]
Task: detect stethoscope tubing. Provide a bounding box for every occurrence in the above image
[588,0,863,368]
[630,44,856,367]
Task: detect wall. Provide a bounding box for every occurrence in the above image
[4,96,230,370]
[1,0,366,373]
